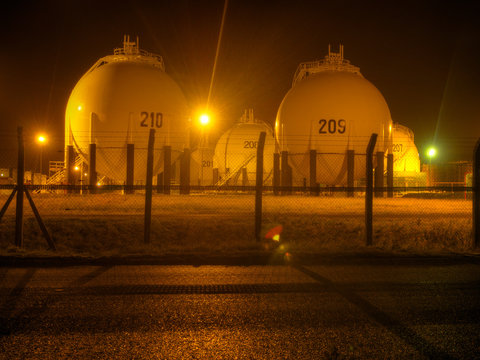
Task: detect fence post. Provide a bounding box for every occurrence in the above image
[126,143,134,194]
[15,127,25,248]
[255,132,266,242]
[365,134,378,246]
[89,143,97,194]
[66,145,75,193]
[273,153,280,195]
[180,148,191,194]
[163,145,171,195]
[347,149,355,197]
[375,151,384,198]
[309,150,316,195]
[387,153,394,198]
[144,129,155,244]
[473,138,480,249]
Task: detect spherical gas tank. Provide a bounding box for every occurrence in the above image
[65,37,189,183]
[275,45,392,185]
[392,123,420,173]
[214,110,276,185]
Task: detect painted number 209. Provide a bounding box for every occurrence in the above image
[319,119,346,134]
[140,112,163,128]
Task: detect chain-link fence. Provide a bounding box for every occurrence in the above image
[0,129,478,255]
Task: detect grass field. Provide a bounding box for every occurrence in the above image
[0,192,475,257]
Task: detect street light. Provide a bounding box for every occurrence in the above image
[426,146,437,187]
[36,134,47,175]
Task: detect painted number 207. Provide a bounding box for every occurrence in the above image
[319,119,346,134]
[140,112,163,128]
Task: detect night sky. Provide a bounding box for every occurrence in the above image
[1,0,479,168]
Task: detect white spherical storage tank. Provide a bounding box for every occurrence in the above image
[65,36,189,183]
[275,45,392,185]
[392,123,420,173]
[214,109,276,185]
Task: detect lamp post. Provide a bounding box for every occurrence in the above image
[427,147,437,187]
[36,134,47,175]
[198,113,211,185]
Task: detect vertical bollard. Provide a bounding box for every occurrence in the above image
[473,138,480,249]
[89,143,97,194]
[163,145,171,195]
[273,153,280,195]
[309,150,316,195]
[365,134,377,246]
[347,149,355,197]
[387,153,394,198]
[15,127,25,248]
[144,129,155,244]
[255,132,266,242]
[126,143,134,194]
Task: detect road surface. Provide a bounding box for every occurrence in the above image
[1,256,479,359]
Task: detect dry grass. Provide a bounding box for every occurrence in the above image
[0,193,475,257]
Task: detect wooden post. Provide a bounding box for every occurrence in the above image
[126,143,134,194]
[144,129,155,244]
[387,153,394,198]
[473,138,480,249]
[375,151,384,198]
[180,148,190,194]
[309,149,316,195]
[15,127,25,248]
[273,153,280,195]
[88,143,97,194]
[347,149,355,197]
[163,145,171,195]
[255,132,266,242]
[365,134,378,246]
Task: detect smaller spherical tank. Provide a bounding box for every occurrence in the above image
[392,123,420,173]
[214,110,276,185]
[65,37,189,183]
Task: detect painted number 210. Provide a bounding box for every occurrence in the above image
[319,119,346,134]
[140,112,163,128]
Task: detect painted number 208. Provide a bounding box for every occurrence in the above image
[140,112,163,128]
[319,119,346,134]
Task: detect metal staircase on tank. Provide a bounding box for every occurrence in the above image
[46,156,84,185]
[215,154,256,188]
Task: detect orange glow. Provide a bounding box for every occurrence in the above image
[265,225,283,240]
[37,134,47,143]
[74,166,80,171]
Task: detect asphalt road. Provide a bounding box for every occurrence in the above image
[0,256,479,359]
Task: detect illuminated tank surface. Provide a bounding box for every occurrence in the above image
[214,109,276,185]
[65,36,189,182]
[392,123,420,173]
[275,45,392,185]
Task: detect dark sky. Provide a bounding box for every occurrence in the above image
[0,0,479,168]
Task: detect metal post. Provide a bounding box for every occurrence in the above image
[309,150,316,195]
[473,138,480,249]
[375,151,384,198]
[89,143,97,194]
[213,168,219,186]
[144,129,155,244]
[347,149,355,197]
[387,153,394,198]
[180,148,190,195]
[273,153,280,195]
[255,132,266,242]
[242,167,248,187]
[281,151,288,194]
[15,127,25,248]
[66,145,75,193]
[365,134,378,246]
[126,143,134,194]
[163,145,171,195]
[156,173,163,194]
